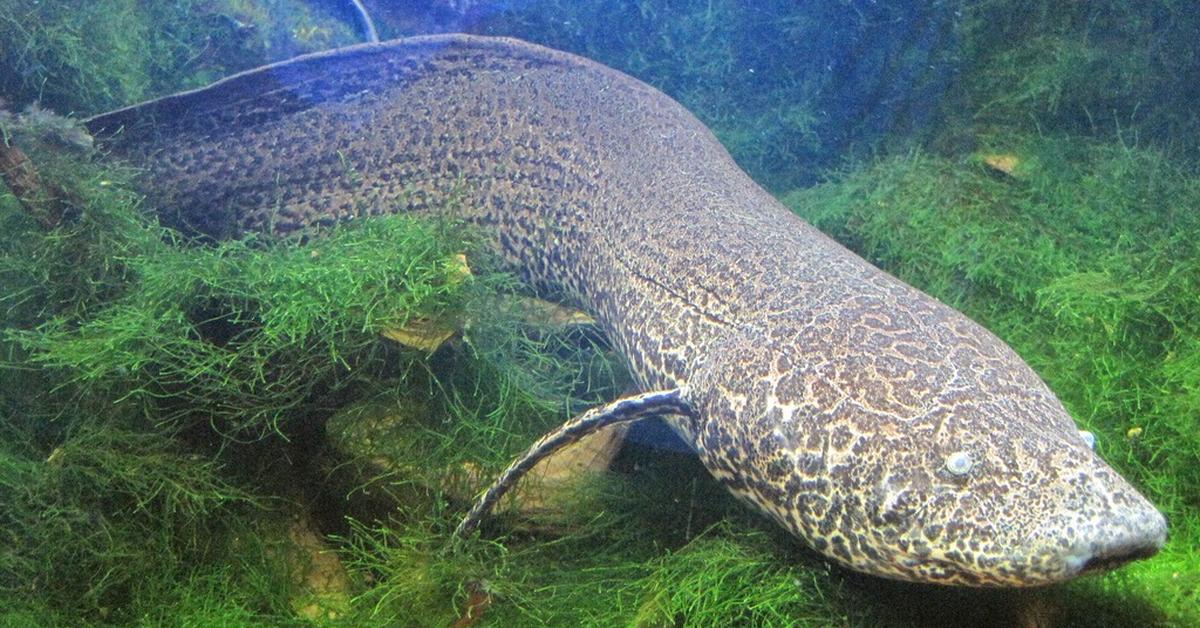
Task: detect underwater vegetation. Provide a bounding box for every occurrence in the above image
[955,0,1200,159]
[0,0,360,116]
[1,1,1198,627]
[483,0,959,191]
[369,0,1200,193]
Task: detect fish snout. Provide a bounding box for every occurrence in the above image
[1029,465,1167,581]
[1059,492,1167,577]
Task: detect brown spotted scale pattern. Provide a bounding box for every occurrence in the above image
[87,35,1165,587]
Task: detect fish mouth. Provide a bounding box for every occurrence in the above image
[1070,516,1167,577]
[1056,504,1168,580]
[1076,542,1162,575]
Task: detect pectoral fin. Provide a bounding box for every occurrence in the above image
[380,319,458,352]
[455,387,695,537]
[381,252,595,352]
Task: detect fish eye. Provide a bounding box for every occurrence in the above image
[1079,430,1096,450]
[944,450,974,476]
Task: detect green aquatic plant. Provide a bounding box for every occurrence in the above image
[8,203,477,438]
[957,0,1200,159]
[629,527,846,627]
[0,135,317,625]
[0,0,360,116]
[220,0,361,61]
[329,451,854,627]
[487,0,957,191]
[0,118,157,328]
[0,415,291,624]
[0,0,229,114]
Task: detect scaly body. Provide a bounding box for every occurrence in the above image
[87,34,1166,586]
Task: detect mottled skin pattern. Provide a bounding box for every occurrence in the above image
[87,35,1166,587]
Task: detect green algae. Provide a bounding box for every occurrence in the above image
[0,0,360,116]
[11,213,475,437]
[957,1,1200,159]
[488,0,955,191]
[0,421,292,625]
[327,452,852,627]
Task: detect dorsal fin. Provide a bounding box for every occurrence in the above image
[84,34,591,151]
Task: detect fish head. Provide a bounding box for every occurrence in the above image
[685,290,1166,587]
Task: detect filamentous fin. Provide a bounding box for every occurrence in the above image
[455,388,694,537]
